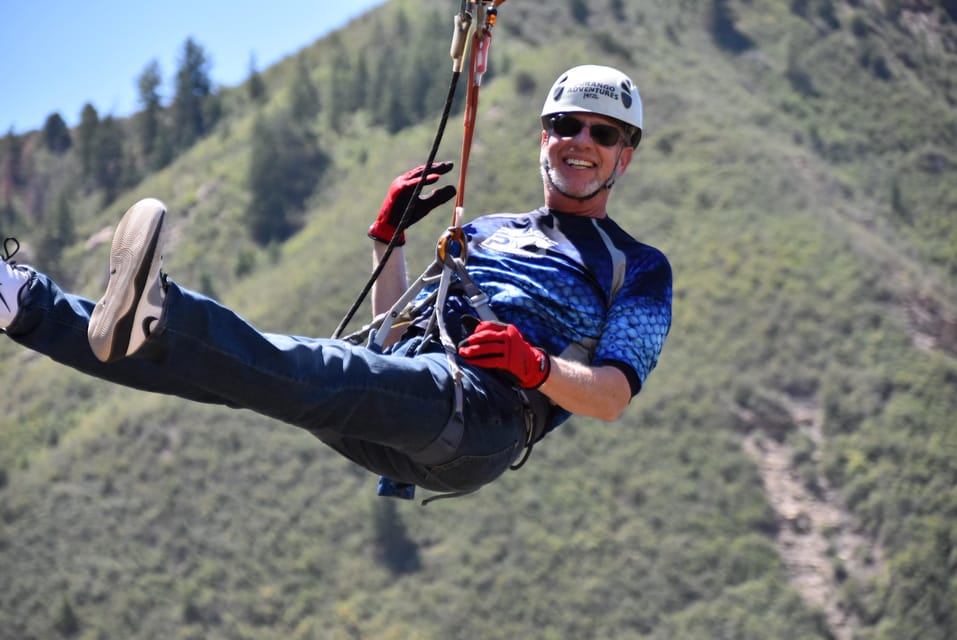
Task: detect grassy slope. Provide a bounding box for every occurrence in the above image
[2,1,956,638]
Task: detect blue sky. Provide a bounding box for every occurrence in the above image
[1,1,388,134]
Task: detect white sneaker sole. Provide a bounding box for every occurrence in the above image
[88,198,167,363]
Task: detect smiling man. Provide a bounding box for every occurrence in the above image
[2,65,671,502]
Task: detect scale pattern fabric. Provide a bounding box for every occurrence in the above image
[417,207,672,432]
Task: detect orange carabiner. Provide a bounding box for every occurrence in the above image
[436,226,469,264]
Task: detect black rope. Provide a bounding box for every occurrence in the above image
[332,70,462,339]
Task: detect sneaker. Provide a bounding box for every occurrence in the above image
[88,198,168,363]
[0,237,32,331]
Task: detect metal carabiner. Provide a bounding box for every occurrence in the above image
[436,226,469,265]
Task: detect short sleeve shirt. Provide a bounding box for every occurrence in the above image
[417,207,672,431]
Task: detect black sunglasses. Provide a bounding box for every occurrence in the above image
[547,114,625,147]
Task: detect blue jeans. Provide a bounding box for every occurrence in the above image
[7,273,540,493]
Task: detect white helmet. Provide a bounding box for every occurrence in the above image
[540,65,643,147]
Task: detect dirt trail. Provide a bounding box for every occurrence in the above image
[742,399,884,640]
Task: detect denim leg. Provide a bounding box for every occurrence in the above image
[150,282,465,453]
[7,272,223,403]
[7,274,529,491]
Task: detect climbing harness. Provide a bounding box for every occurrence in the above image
[331,1,541,503]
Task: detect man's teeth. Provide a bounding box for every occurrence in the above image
[565,158,594,168]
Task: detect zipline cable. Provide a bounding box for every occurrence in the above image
[331,4,473,339]
[332,1,505,340]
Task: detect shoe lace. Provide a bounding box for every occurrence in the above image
[2,237,20,264]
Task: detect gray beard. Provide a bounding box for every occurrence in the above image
[540,149,605,201]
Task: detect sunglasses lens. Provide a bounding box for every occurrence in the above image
[549,115,621,147]
[550,115,583,137]
[589,125,621,147]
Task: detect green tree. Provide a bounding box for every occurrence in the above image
[246,114,328,244]
[569,0,591,24]
[41,113,72,153]
[609,0,626,21]
[247,54,267,104]
[38,191,77,283]
[399,10,447,125]
[76,103,100,181]
[92,116,128,202]
[1,128,24,191]
[172,37,214,149]
[352,52,370,112]
[326,48,351,131]
[0,197,15,227]
[709,0,755,53]
[53,595,80,636]
[136,59,171,170]
[290,56,320,124]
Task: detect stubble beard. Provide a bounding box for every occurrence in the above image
[540,147,603,201]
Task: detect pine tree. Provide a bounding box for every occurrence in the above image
[1,128,24,192]
[41,113,72,153]
[38,191,77,284]
[53,595,80,636]
[77,103,100,182]
[709,0,755,53]
[172,37,213,149]
[326,48,351,131]
[136,59,170,170]
[352,52,369,112]
[246,114,328,244]
[569,0,591,24]
[247,54,267,104]
[290,56,320,124]
[92,116,127,202]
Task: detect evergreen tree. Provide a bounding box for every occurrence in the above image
[77,103,100,182]
[400,44,432,125]
[569,0,591,24]
[172,37,213,149]
[38,191,76,284]
[246,114,328,244]
[53,595,80,637]
[247,54,267,104]
[136,59,171,170]
[326,48,350,131]
[421,11,451,112]
[41,113,72,153]
[92,116,127,202]
[0,197,16,227]
[610,0,626,21]
[1,128,24,192]
[371,53,407,133]
[709,0,755,53]
[353,52,370,113]
[290,56,320,124]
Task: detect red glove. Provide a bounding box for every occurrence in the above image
[368,162,456,246]
[458,321,551,389]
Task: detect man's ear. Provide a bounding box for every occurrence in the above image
[617,146,634,176]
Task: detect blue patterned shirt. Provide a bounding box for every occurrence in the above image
[418,207,672,431]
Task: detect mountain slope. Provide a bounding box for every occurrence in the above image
[1,1,956,638]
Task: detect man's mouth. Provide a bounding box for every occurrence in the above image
[564,157,595,169]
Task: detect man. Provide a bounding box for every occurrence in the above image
[1,65,671,500]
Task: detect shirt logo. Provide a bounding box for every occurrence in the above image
[480,226,557,258]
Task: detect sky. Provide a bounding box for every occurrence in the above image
[1,0,389,134]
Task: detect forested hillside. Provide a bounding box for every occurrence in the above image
[2,1,955,638]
